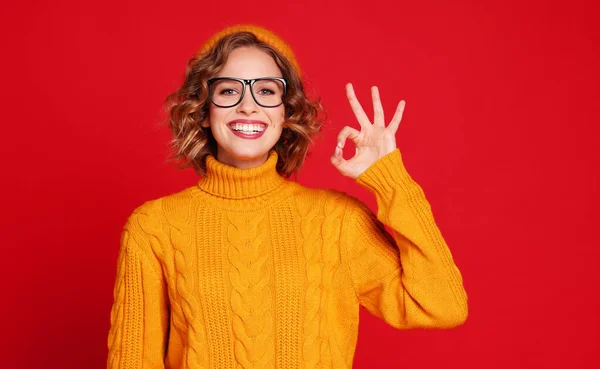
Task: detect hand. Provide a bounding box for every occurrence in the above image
[330,83,406,179]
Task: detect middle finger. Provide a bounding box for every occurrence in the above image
[346,83,371,129]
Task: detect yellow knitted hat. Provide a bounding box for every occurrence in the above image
[198,24,301,78]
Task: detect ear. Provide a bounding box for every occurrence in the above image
[200,118,211,128]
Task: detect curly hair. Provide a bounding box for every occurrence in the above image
[164,31,325,178]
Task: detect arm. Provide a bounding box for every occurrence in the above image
[341,148,468,329]
[107,211,170,368]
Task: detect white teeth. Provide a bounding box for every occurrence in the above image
[230,123,265,133]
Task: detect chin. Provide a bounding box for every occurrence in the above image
[219,145,271,164]
[234,150,268,160]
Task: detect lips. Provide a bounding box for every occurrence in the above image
[227,119,268,140]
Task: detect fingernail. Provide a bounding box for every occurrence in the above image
[335,147,341,156]
[337,141,343,148]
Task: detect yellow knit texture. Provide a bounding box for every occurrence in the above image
[198,24,302,77]
[107,148,468,368]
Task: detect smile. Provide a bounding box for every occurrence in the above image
[227,120,268,139]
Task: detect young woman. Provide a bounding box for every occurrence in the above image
[107,24,468,369]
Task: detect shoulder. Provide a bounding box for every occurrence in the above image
[125,185,199,235]
[289,182,368,218]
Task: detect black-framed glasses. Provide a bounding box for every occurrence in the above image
[207,77,287,108]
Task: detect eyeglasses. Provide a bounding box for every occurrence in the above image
[207,77,287,108]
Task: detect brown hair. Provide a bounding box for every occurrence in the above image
[164,31,324,178]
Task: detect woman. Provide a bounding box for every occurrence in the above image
[107,24,468,369]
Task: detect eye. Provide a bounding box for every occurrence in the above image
[216,87,241,96]
[258,88,275,95]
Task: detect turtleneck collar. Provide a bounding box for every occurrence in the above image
[197,149,287,199]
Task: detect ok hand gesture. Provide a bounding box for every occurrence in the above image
[330,83,406,179]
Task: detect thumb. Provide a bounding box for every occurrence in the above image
[330,145,348,172]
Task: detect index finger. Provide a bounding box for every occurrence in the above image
[346,83,371,129]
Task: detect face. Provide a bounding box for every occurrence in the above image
[202,46,285,169]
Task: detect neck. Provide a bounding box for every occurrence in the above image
[197,149,287,199]
[216,149,269,170]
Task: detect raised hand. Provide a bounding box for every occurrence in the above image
[330,83,406,179]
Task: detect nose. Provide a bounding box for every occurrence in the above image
[236,84,259,115]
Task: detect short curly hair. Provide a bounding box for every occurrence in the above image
[164,31,324,178]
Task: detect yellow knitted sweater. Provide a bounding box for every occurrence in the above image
[107,148,468,369]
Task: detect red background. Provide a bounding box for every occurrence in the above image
[2,0,599,368]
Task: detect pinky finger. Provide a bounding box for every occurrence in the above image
[388,100,406,132]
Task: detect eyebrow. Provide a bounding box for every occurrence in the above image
[213,76,284,79]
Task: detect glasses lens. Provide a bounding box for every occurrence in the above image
[210,79,244,107]
[252,78,285,107]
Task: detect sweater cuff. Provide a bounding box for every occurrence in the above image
[355,148,415,203]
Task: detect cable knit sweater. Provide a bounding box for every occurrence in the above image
[107,148,468,369]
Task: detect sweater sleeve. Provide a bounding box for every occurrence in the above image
[341,148,468,329]
[107,211,170,368]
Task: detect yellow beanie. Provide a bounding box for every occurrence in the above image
[198,24,301,78]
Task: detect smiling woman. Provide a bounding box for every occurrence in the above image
[164,25,324,175]
[201,47,287,168]
[107,24,468,369]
